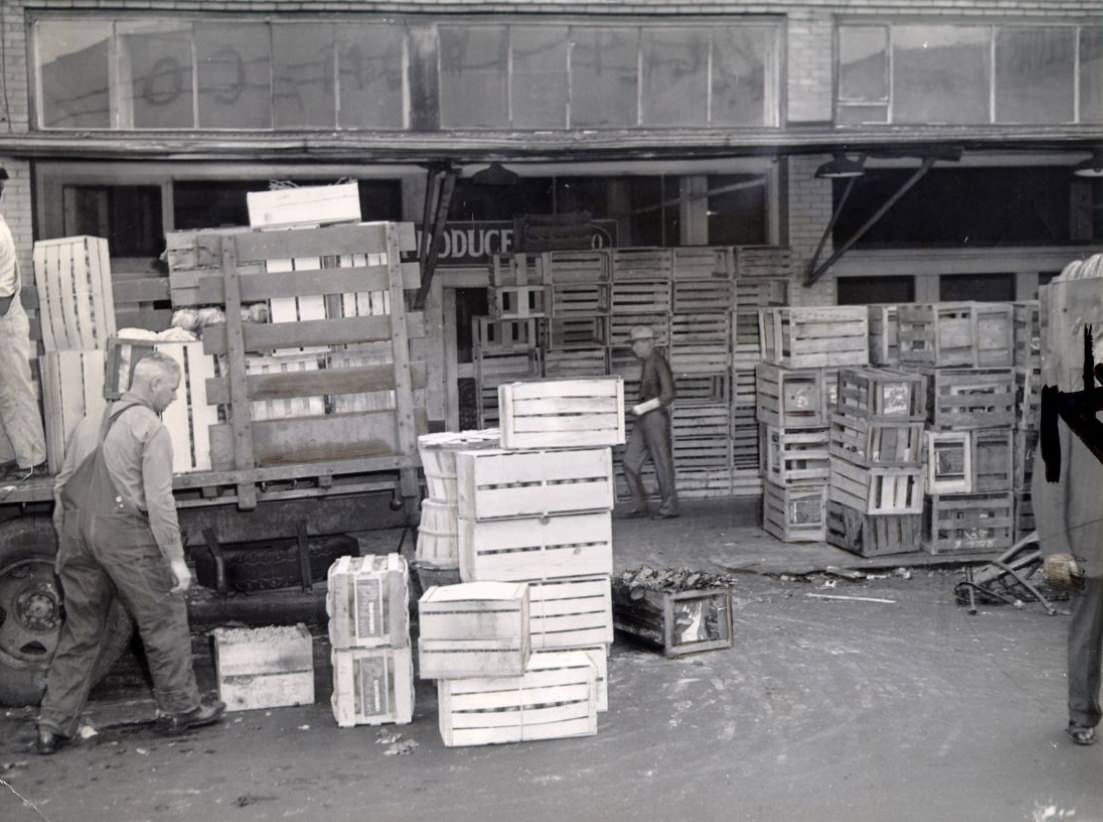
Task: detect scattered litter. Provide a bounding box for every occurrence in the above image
[618,565,741,591]
[820,579,838,589]
[1,761,28,771]
[806,593,897,605]
[824,566,866,581]
[78,725,98,740]
[894,567,913,580]
[234,718,243,724]
[136,747,149,756]
[297,724,311,731]
[376,731,402,745]
[383,739,419,757]
[235,794,277,808]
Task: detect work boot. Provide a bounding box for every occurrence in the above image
[35,727,69,756]
[1067,723,1097,746]
[619,508,650,520]
[158,697,226,737]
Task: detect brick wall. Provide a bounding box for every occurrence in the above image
[787,154,836,306]
[786,11,833,124]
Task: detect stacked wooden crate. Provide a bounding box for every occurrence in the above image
[1011,301,1040,540]
[896,303,1016,555]
[417,377,621,747]
[327,554,415,727]
[473,317,542,427]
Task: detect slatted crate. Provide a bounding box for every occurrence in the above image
[331,647,415,727]
[755,363,828,428]
[673,372,731,405]
[112,274,173,332]
[612,280,672,314]
[836,368,927,422]
[40,350,108,474]
[829,457,924,514]
[326,554,410,650]
[476,350,543,427]
[246,182,360,229]
[735,246,791,279]
[670,314,731,373]
[731,468,763,497]
[672,280,734,313]
[676,468,735,498]
[924,492,1015,554]
[1012,301,1041,370]
[760,306,869,369]
[1014,490,1034,540]
[498,378,624,449]
[1014,366,1041,430]
[32,236,116,353]
[734,279,787,347]
[492,285,546,319]
[549,283,610,316]
[609,347,645,384]
[456,447,614,520]
[541,250,609,284]
[829,415,924,467]
[731,411,760,471]
[925,368,1016,430]
[825,501,923,558]
[673,403,731,441]
[609,314,671,349]
[437,650,598,747]
[611,584,734,657]
[459,511,613,582]
[528,577,613,650]
[612,248,673,281]
[213,625,315,713]
[416,499,460,569]
[545,315,610,350]
[897,302,1014,368]
[925,431,972,495]
[762,481,828,543]
[1013,428,1037,491]
[732,368,756,406]
[491,253,544,288]
[418,582,531,679]
[532,645,608,712]
[242,352,324,420]
[673,247,732,280]
[543,347,608,378]
[972,428,1014,493]
[868,304,901,366]
[761,425,830,485]
[473,317,539,355]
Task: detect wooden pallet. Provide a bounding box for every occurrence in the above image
[825,501,923,558]
[213,625,314,713]
[492,285,547,319]
[868,304,900,366]
[416,500,459,569]
[32,235,116,352]
[1012,301,1041,370]
[418,582,530,679]
[612,248,673,281]
[456,447,614,520]
[1014,366,1041,431]
[611,584,733,657]
[762,481,828,543]
[735,246,791,279]
[326,554,409,650]
[473,317,540,356]
[246,182,360,229]
[925,431,973,495]
[437,650,597,747]
[673,247,732,281]
[498,378,624,449]
[836,368,927,422]
[549,283,609,316]
[760,307,869,369]
[924,492,1015,554]
[459,511,613,582]
[925,368,1016,430]
[761,425,830,485]
[611,280,672,314]
[1013,428,1038,491]
[541,250,609,284]
[491,253,545,288]
[331,647,415,727]
[40,350,108,474]
[755,363,829,428]
[897,302,1013,368]
[543,347,609,378]
[528,576,613,650]
[829,457,924,514]
[829,415,924,467]
[545,315,610,350]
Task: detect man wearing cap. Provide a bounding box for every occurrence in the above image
[623,325,679,518]
[0,166,47,481]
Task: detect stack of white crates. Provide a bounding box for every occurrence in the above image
[419,376,624,747]
[327,554,415,728]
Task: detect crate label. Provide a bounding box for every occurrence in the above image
[354,656,392,717]
[881,383,910,416]
[354,577,385,640]
[786,382,816,410]
[672,597,730,647]
[790,497,824,526]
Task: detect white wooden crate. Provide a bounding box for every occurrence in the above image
[331,646,414,728]
[212,624,315,713]
[33,236,115,352]
[759,307,869,369]
[326,554,409,650]
[528,576,613,650]
[456,447,614,520]
[246,182,362,229]
[498,378,625,449]
[459,511,613,582]
[39,350,107,474]
[532,645,608,712]
[437,650,598,747]
[417,429,502,503]
[416,499,460,570]
[418,582,530,679]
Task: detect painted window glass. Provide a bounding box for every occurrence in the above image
[36,19,112,128]
[642,28,709,126]
[511,27,569,128]
[118,22,195,129]
[711,27,775,126]
[570,27,640,127]
[273,23,336,129]
[996,27,1075,123]
[1080,28,1103,123]
[337,24,406,129]
[439,25,509,128]
[894,26,990,124]
[839,26,888,102]
[195,23,272,128]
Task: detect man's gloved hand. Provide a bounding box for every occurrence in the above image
[169,559,193,594]
[1044,553,1085,592]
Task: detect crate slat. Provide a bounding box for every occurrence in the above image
[826,501,923,558]
[459,511,613,582]
[829,457,924,514]
[214,625,314,713]
[761,425,830,485]
[418,582,530,679]
[40,350,108,474]
[763,481,828,542]
[755,363,828,428]
[541,250,609,284]
[327,554,409,650]
[924,492,1015,554]
[897,302,1013,368]
[925,368,1016,430]
[33,236,116,352]
[829,415,924,467]
[499,378,624,449]
[760,307,869,369]
[528,577,613,650]
[612,248,673,281]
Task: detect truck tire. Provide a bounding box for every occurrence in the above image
[0,517,134,707]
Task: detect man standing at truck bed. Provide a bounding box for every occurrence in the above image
[622,325,679,519]
[36,353,223,754]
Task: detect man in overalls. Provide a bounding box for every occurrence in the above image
[622,325,679,519]
[36,353,223,754]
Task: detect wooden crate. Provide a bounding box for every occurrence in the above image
[437,650,597,747]
[491,253,545,288]
[732,467,764,497]
[670,314,731,373]
[33,236,115,352]
[543,347,608,378]
[459,511,613,582]
[498,378,624,449]
[829,415,923,468]
[731,416,760,471]
[1013,428,1038,491]
[246,182,360,229]
[836,368,926,422]
[1014,490,1034,540]
[733,367,756,406]
[672,280,733,313]
[243,352,324,420]
[759,307,869,369]
[1013,301,1041,370]
[40,350,108,474]
[612,248,673,281]
[735,246,791,279]
[673,247,732,281]
[331,647,414,727]
[456,447,614,520]
[755,363,828,428]
[925,368,1016,430]
[608,314,671,349]
[528,576,613,650]
[417,429,502,503]
[549,283,609,316]
[476,350,542,427]
[829,457,924,514]
[531,645,608,712]
[924,492,1015,554]
[676,468,735,498]
[761,425,830,485]
[925,431,973,495]
[416,500,459,570]
[492,285,546,319]
[213,624,314,712]
[734,278,787,347]
[326,554,409,650]
[418,582,530,679]
[611,584,733,657]
[673,372,731,405]
[762,481,828,543]
[611,280,672,314]
[825,501,923,558]
[897,302,1013,368]
[541,250,608,284]
[545,315,610,350]
[473,317,539,356]
[972,428,1013,493]
[868,304,900,366]
[1014,366,1041,430]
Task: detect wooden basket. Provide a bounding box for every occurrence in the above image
[415,500,460,570]
[925,368,1016,430]
[897,302,1013,367]
[829,415,924,467]
[825,501,923,558]
[762,481,828,543]
[829,457,924,514]
[417,429,501,503]
[499,378,624,449]
[459,511,613,582]
[759,306,869,369]
[924,492,1015,554]
[418,582,530,679]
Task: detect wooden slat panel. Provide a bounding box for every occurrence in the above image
[235,222,394,262]
[113,277,171,303]
[205,361,428,405]
[203,315,393,355]
[208,412,401,469]
[114,308,173,331]
[194,264,394,303]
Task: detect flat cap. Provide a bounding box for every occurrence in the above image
[628,325,655,342]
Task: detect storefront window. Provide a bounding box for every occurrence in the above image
[894,26,990,124]
[196,23,272,128]
[570,28,640,127]
[707,174,768,245]
[711,27,775,127]
[62,185,163,258]
[119,22,195,129]
[642,28,709,126]
[996,28,1075,123]
[337,24,407,129]
[36,20,112,128]
[940,274,1015,302]
[439,26,509,129]
[837,276,915,306]
[273,23,336,129]
[837,26,888,124]
[511,27,569,128]
[1080,28,1103,123]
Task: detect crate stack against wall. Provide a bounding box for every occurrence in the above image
[896,303,1017,555]
[1011,301,1041,540]
[416,377,621,747]
[756,306,869,543]
[544,250,611,379]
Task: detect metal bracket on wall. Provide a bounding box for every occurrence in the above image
[415,162,458,310]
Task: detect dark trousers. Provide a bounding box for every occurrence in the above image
[623,408,678,514]
[1069,577,1103,728]
[39,515,200,737]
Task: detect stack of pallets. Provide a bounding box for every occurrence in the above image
[895,303,1017,555]
[418,377,622,747]
[1011,301,1040,540]
[473,316,542,427]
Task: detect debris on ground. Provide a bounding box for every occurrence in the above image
[618,566,742,591]
[806,593,897,605]
[384,739,419,757]
[78,725,99,740]
[235,794,277,807]
[376,730,402,745]
[297,724,311,731]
